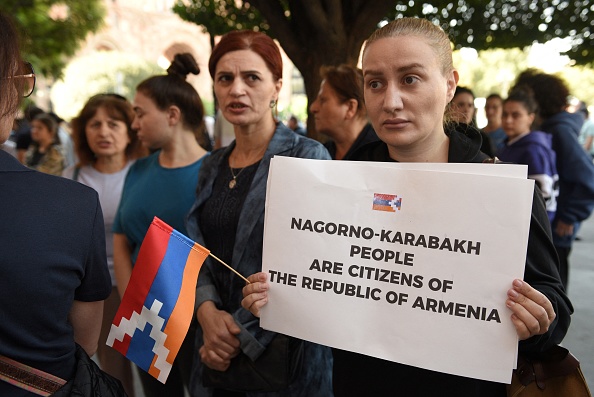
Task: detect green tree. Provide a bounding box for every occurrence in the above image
[453,48,531,97]
[51,51,163,120]
[173,0,269,52]
[3,0,105,78]
[387,1,594,64]
[174,1,594,137]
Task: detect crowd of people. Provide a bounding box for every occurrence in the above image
[2,10,594,397]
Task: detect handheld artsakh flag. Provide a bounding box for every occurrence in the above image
[106,217,209,383]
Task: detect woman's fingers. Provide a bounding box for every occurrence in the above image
[200,345,231,371]
[242,272,269,317]
[506,279,555,340]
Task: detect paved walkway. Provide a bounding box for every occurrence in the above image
[562,214,594,389]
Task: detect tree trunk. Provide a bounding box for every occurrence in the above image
[248,0,397,141]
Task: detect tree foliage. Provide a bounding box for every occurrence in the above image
[51,51,163,120]
[3,0,105,78]
[174,0,594,136]
[386,1,594,65]
[173,0,269,43]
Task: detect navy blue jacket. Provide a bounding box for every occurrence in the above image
[0,151,110,396]
[541,111,594,246]
[498,131,558,221]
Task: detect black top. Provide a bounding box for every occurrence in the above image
[331,124,573,397]
[198,156,259,305]
[324,123,378,160]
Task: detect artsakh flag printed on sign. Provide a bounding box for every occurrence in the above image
[106,217,209,383]
[372,193,402,212]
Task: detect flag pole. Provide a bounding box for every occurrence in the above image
[208,253,251,284]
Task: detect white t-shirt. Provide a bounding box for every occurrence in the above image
[63,161,134,285]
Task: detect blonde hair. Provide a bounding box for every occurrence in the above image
[363,17,454,76]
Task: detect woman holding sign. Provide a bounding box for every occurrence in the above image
[242,17,572,397]
[185,30,333,396]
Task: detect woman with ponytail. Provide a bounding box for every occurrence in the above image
[113,53,209,397]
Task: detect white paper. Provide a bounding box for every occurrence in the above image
[338,159,528,178]
[261,157,534,383]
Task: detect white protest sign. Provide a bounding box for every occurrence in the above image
[261,157,535,383]
[340,160,528,178]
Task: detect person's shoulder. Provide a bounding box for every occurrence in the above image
[20,168,99,201]
[528,131,553,146]
[543,111,582,133]
[291,133,331,159]
[292,132,325,149]
[446,123,489,162]
[273,123,330,159]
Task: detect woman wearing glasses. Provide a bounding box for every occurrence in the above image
[0,12,123,396]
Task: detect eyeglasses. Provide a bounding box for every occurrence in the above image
[2,61,36,98]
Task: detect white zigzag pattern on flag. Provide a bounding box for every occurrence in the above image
[389,197,401,211]
[106,299,173,383]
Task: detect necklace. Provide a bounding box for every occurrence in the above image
[228,146,267,189]
[229,165,246,189]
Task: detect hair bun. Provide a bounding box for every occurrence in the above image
[167,53,200,79]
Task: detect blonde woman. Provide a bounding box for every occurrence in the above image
[242,17,571,397]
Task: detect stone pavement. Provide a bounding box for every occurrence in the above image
[562,214,594,389]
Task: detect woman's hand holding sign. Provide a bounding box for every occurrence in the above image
[241,272,269,318]
[506,279,556,340]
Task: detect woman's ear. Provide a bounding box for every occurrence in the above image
[167,105,181,126]
[274,78,283,101]
[345,98,359,120]
[446,70,459,103]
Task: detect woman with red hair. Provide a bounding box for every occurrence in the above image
[186,30,333,397]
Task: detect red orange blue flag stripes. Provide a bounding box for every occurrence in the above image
[106,217,209,383]
[372,193,402,212]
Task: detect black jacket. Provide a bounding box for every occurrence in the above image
[52,345,126,396]
[332,124,573,397]
[324,123,378,160]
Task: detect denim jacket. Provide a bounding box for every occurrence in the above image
[186,123,333,397]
